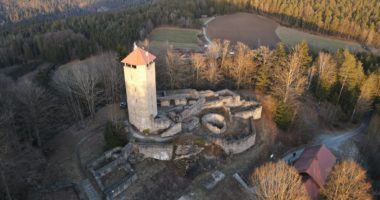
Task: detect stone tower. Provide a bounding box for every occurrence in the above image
[121,44,157,132]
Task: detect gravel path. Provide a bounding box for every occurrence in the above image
[202,17,215,45]
[283,113,372,161]
[314,122,368,151]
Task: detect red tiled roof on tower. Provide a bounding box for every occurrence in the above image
[294,144,336,200]
[121,43,156,65]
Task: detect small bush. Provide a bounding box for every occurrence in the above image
[274,102,293,130]
[104,121,128,150]
[142,128,150,134]
[193,138,206,147]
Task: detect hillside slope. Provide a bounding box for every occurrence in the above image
[0,0,151,25]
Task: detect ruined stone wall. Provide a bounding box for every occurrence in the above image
[135,143,173,160]
[234,106,262,120]
[212,118,257,154]
[104,173,138,200]
[87,147,123,169]
[213,133,256,154]
[180,97,205,120]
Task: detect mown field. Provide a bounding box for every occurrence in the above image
[205,13,373,54]
[275,26,366,53]
[148,27,201,50]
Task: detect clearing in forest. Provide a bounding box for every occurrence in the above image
[275,26,366,53]
[148,27,201,50]
[206,12,281,48]
[206,12,370,53]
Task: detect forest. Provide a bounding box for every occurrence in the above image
[0,0,205,68]
[220,0,380,47]
[163,40,380,128]
[1,0,380,68]
[0,0,379,149]
[0,0,152,24]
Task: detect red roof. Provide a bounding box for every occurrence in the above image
[294,144,336,199]
[121,46,156,65]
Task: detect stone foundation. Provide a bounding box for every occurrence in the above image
[234,106,262,120]
[161,123,182,137]
[136,143,174,160]
[212,118,257,154]
[87,144,137,200]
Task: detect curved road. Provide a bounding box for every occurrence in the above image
[203,17,215,45]
[283,113,372,161]
[314,121,369,151]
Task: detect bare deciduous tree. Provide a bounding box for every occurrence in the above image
[191,53,205,87]
[199,41,224,87]
[313,52,338,99]
[250,161,308,200]
[320,160,372,200]
[92,52,123,104]
[272,50,307,104]
[53,69,85,122]
[201,57,223,88]
[13,79,59,147]
[71,63,102,117]
[0,75,14,129]
[53,57,104,118]
[215,39,231,71]
[229,42,256,89]
[166,46,180,89]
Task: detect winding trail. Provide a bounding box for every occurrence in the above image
[314,122,368,151]
[283,113,372,161]
[203,17,215,45]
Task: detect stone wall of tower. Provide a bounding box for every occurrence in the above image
[124,62,157,132]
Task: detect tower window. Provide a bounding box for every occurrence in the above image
[126,64,137,69]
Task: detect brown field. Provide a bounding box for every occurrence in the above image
[206,13,280,48]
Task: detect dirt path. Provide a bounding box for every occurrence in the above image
[283,115,372,162]
[314,122,368,151]
[42,104,125,185]
[203,17,215,44]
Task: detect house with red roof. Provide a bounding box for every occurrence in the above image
[294,144,336,199]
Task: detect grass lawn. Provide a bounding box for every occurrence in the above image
[149,27,201,50]
[275,26,366,53]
